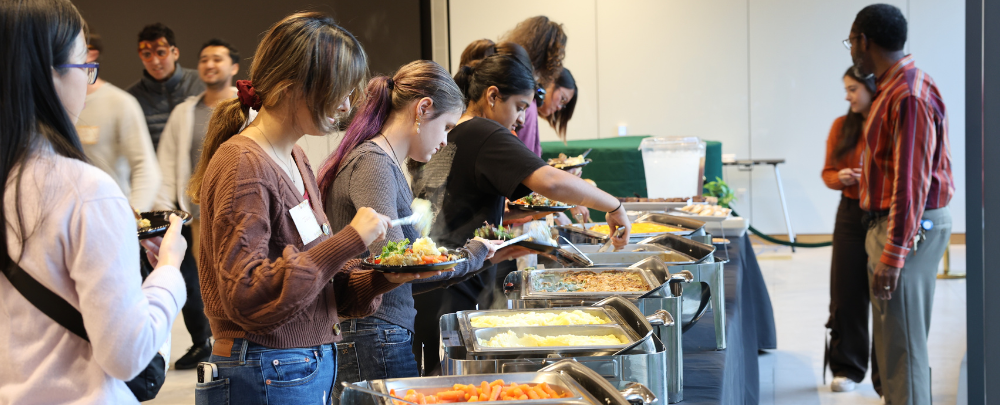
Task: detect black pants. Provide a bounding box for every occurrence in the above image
[178,225,212,344]
[411,264,498,376]
[826,196,881,393]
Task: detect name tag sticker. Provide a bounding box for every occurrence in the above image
[289,200,323,245]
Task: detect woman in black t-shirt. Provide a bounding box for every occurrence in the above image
[410,42,630,375]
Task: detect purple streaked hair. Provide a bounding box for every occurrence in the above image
[317,60,463,198]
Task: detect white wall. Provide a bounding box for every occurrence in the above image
[449,0,966,234]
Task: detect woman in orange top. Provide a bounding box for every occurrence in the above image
[822,67,879,395]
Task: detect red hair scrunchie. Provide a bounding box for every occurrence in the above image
[236,80,262,110]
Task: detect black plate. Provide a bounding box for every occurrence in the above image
[137,210,192,240]
[549,158,592,170]
[365,251,468,273]
[507,202,575,213]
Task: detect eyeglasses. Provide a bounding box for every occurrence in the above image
[57,63,99,85]
[535,87,546,107]
[843,35,860,50]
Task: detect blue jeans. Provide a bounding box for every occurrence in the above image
[195,338,337,405]
[333,318,419,398]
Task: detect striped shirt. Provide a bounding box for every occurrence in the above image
[859,55,953,268]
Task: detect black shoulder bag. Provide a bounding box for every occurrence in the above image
[1,261,166,401]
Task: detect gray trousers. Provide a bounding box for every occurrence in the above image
[866,207,951,405]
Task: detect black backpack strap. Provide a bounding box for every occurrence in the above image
[1,262,90,342]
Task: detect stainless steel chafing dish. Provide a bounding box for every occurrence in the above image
[628,256,727,350]
[557,214,707,245]
[501,276,688,403]
[439,298,673,404]
[514,268,660,301]
[454,296,663,359]
[341,359,652,405]
[544,243,695,268]
[539,235,712,269]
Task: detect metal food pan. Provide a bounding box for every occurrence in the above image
[470,325,635,355]
[637,233,716,264]
[526,268,660,298]
[581,221,695,239]
[461,307,616,330]
[366,371,593,405]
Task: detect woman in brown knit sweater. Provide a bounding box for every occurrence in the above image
[185,13,439,404]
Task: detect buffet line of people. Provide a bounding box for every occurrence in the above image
[0,2,631,404]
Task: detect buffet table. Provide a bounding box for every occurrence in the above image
[681,235,776,404]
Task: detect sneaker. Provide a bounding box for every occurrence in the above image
[174,340,212,370]
[831,376,857,392]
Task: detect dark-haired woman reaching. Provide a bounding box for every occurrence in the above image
[410,42,630,375]
[822,67,881,396]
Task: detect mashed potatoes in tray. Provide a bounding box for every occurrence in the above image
[479,330,626,347]
[470,310,611,328]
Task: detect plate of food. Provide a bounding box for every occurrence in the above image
[365,237,467,273]
[546,153,591,170]
[137,210,192,240]
[474,222,558,253]
[508,193,574,213]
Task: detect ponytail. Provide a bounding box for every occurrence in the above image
[458,38,496,69]
[453,64,477,103]
[187,98,250,203]
[454,42,536,104]
[318,60,463,198]
[317,76,393,195]
[186,11,368,204]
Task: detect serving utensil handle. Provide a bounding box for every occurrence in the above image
[496,233,531,249]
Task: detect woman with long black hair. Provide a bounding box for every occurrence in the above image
[410,42,630,375]
[822,66,880,395]
[0,1,189,403]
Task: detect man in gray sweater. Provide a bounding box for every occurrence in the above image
[77,33,161,211]
[127,23,205,150]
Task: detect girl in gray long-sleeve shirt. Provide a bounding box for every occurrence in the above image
[318,61,499,386]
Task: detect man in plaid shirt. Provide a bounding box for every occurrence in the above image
[847,4,954,404]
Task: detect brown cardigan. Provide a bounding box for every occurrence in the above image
[198,135,399,349]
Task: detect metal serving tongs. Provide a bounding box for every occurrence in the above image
[558,235,594,267]
[339,382,419,405]
[596,227,626,253]
[497,222,553,249]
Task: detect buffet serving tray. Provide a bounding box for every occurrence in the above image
[580,221,695,239]
[469,325,636,356]
[370,372,587,405]
[461,307,616,329]
[524,268,661,299]
[350,359,639,405]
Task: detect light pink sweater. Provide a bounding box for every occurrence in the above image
[0,146,187,404]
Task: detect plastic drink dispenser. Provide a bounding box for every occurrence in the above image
[639,137,706,198]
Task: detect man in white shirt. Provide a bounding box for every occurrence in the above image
[76,33,161,211]
[155,38,239,370]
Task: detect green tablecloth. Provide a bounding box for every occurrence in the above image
[540,136,722,221]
